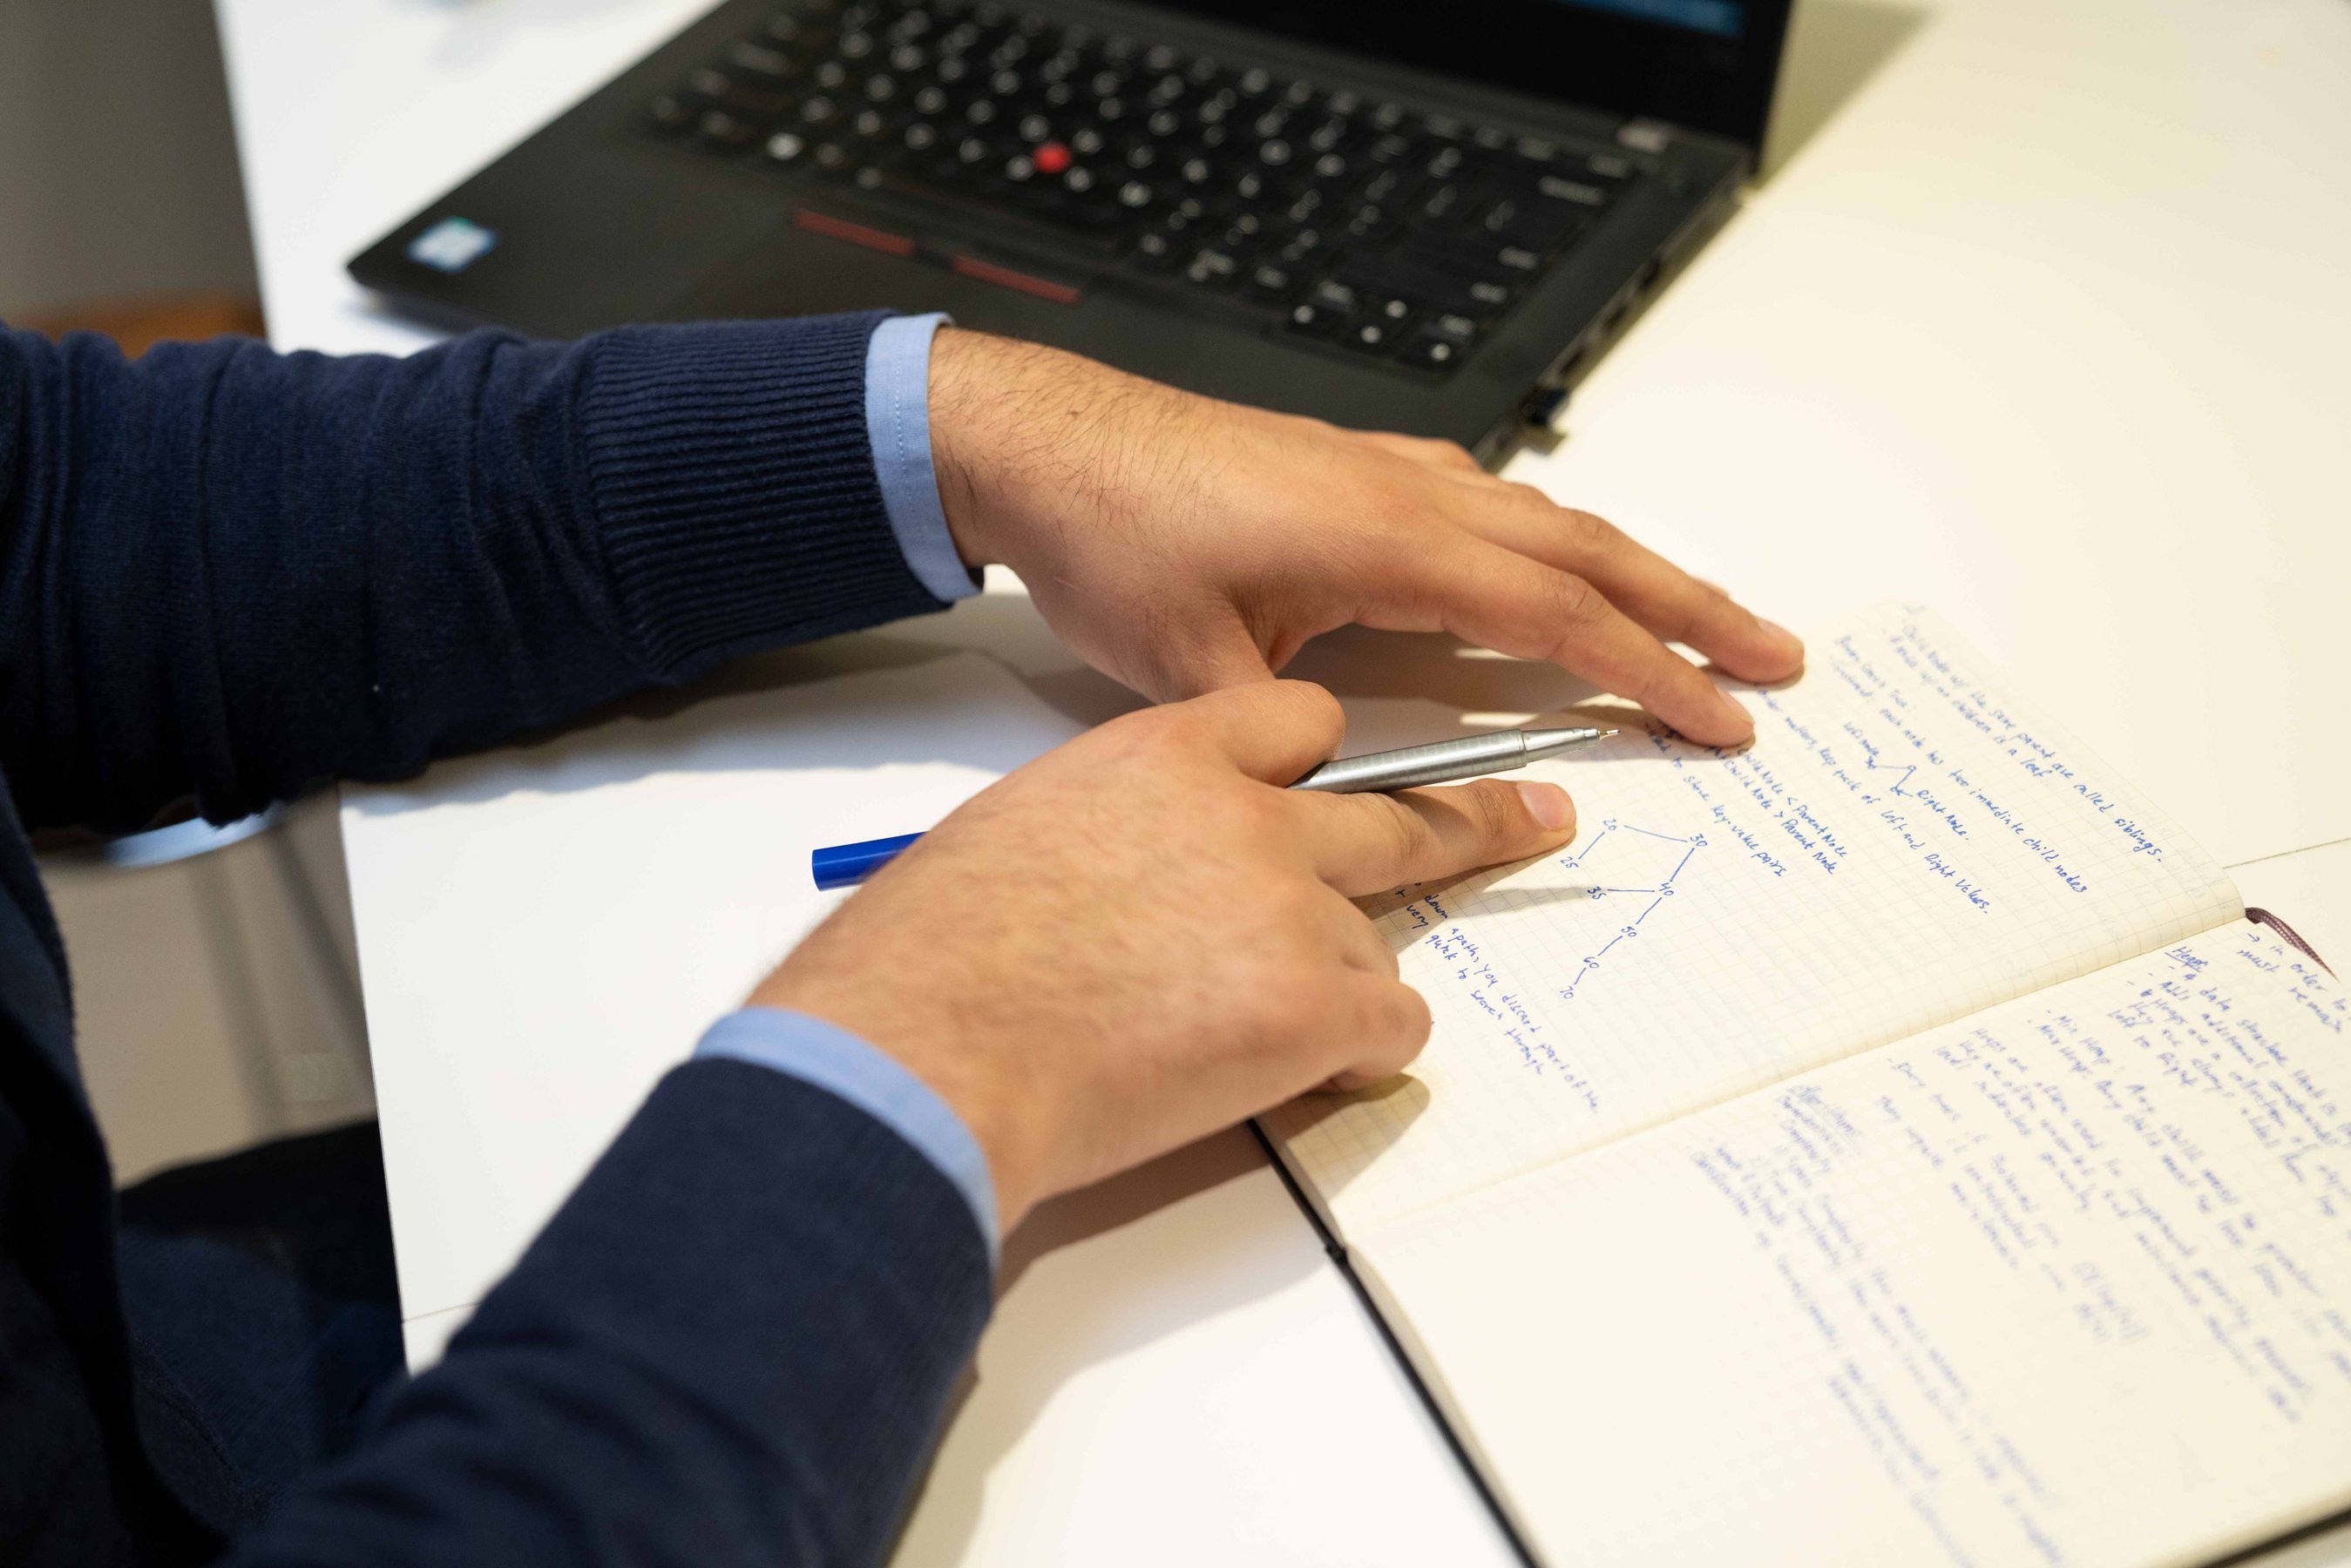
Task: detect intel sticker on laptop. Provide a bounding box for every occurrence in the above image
[407,217,498,274]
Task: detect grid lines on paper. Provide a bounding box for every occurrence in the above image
[1358,924,2351,1568]
[1266,603,2244,1242]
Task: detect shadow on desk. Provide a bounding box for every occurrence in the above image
[346,592,1657,821]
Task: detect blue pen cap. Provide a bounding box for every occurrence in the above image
[810,832,925,891]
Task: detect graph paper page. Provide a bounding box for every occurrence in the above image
[1267,604,2240,1238]
[1354,922,2351,1568]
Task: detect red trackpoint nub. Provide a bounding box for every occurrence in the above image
[1033,140,1072,174]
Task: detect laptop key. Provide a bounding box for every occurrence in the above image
[1478,198,1583,251]
[728,40,803,78]
[1535,173,1610,206]
[1575,150,1636,185]
[1304,278,1358,314]
[1428,311,1481,345]
[1184,247,1243,287]
[1284,297,1346,336]
[700,110,762,149]
[688,67,796,119]
[1338,251,1510,320]
[1399,333,1462,371]
[1246,260,1299,301]
[1129,229,1180,268]
[759,12,827,48]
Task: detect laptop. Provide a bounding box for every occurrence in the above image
[351,0,1790,464]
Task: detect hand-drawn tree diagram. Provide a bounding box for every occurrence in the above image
[1553,821,1708,1002]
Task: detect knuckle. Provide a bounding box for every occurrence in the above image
[1229,781,1294,840]
[1269,878,1334,931]
[1277,679,1345,737]
[1373,797,1436,868]
[1122,698,1198,742]
[1632,654,1705,707]
[1393,983,1433,1040]
[1361,930,1403,980]
[1362,483,1435,537]
[1543,571,1609,634]
[1365,981,1433,1057]
[1561,506,1619,543]
[1085,708,1182,771]
[1463,780,1527,842]
[1242,975,1323,1044]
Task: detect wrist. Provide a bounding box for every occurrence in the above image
[924,326,1008,569]
[924,326,1158,574]
[749,967,1052,1233]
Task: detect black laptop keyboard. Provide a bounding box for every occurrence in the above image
[641,0,1641,375]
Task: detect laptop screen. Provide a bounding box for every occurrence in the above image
[1554,0,1748,39]
[1154,0,1789,149]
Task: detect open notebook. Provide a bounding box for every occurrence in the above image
[1262,603,2348,1568]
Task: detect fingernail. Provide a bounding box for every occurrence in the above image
[1757,618,1804,658]
[1717,686,1756,739]
[1516,781,1574,833]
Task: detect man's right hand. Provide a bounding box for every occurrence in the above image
[926,328,1801,744]
[750,680,1576,1235]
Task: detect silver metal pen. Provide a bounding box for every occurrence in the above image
[1286,726,1616,794]
[811,726,1616,888]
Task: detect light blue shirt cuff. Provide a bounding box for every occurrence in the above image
[694,1006,999,1264]
[864,311,977,605]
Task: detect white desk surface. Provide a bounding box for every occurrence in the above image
[217,0,2351,1561]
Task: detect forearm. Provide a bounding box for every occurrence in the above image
[227,1061,992,1568]
[0,314,945,833]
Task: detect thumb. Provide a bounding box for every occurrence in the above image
[1293,776,1578,898]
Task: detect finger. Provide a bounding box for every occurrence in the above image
[1354,430,1487,476]
[1176,679,1347,784]
[1410,539,1756,746]
[1321,975,1433,1089]
[1305,883,1400,978]
[1291,776,1576,896]
[1447,488,1805,683]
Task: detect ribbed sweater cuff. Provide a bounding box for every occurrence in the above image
[578,313,948,680]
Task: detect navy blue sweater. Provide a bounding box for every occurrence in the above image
[0,318,995,1565]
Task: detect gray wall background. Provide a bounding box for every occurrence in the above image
[3,3,373,1182]
[0,0,260,320]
